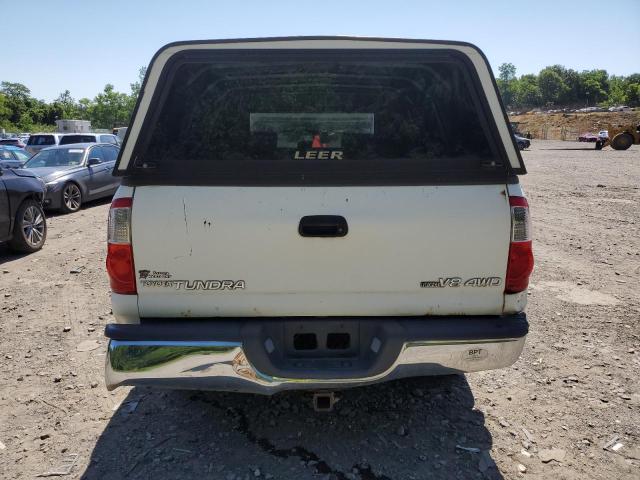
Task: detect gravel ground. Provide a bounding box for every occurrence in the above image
[1,140,639,480]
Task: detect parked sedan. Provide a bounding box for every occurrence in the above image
[0,146,31,169]
[22,143,121,213]
[0,166,47,253]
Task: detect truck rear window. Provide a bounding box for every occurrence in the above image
[27,135,55,146]
[129,50,510,185]
[59,135,96,145]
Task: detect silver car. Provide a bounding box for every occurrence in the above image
[22,143,121,213]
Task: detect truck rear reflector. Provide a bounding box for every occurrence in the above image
[505,196,533,294]
[107,197,136,294]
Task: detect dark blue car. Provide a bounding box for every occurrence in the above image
[0,166,47,253]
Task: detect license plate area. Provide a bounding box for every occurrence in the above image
[285,320,359,358]
[241,318,404,379]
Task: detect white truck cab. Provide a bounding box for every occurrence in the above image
[104,37,533,395]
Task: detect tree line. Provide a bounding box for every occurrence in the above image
[496,63,640,110]
[0,68,146,133]
[2,63,639,133]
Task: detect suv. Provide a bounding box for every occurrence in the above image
[104,37,533,397]
[25,133,63,155]
[59,133,119,146]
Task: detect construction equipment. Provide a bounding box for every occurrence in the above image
[596,124,640,150]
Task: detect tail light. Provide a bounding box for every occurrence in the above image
[505,196,534,294]
[106,197,136,294]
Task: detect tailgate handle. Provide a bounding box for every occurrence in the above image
[299,215,348,237]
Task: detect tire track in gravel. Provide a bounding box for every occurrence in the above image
[191,392,392,480]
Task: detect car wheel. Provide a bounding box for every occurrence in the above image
[61,182,82,213]
[8,199,47,253]
[611,133,633,151]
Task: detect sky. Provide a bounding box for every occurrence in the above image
[2,0,638,101]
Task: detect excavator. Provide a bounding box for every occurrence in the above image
[595,124,640,150]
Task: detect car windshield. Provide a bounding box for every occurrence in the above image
[24,148,86,168]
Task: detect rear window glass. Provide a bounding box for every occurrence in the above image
[59,135,96,145]
[100,135,117,144]
[27,135,55,146]
[131,50,507,185]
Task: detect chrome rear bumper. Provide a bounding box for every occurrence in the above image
[105,336,526,394]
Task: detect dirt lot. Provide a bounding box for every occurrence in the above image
[510,111,640,140]
[1,140,639,480]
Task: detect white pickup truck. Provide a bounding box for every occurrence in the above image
[104,37,533,400]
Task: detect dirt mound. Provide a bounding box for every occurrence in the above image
[510,111,640,141]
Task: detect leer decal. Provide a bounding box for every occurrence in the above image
[293,150,343,160]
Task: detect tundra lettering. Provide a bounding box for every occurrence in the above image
[141,280,246,290]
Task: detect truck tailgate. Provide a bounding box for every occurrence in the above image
[132,184,510,317]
